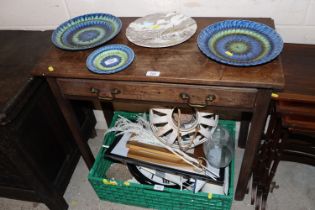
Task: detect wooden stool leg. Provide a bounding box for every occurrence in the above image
[251,102,280,208]
[261,193,268,210]
[258,116,283,209]
[251,177,257,205]
[255,188,263,210]
[252,148,265,204]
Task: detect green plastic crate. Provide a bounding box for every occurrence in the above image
[88,111,235,210]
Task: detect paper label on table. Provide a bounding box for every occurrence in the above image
[146,71,160,77]
[153,185,164,191]
[104,57,118,66]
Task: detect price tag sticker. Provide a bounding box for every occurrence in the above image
[225,51,233,56]
[153,185,164,191]
[146,70,160,77]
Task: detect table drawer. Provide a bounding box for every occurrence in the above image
[57,79,257,108]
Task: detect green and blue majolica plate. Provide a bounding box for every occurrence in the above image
[197,20,283,66]
[86,44,135,74]
[52,13,122,50]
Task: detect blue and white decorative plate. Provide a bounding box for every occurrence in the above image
[197,20,283,66]
[86,44,135,74]
[52,13,122,50]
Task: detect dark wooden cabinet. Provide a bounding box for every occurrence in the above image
[0,31,96,210]
[0,77,96,210]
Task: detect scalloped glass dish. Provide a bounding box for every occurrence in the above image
[51,13,122,50]
[197,20,283,66]
[86,44,135,74]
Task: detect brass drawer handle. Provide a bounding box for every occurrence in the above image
[180,93,216,108]
[90,87,121,101]
[90,87,99,94]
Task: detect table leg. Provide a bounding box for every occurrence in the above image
[238,112,251,148]
[92,100,114,128]
[101,101,114,126]
[47,78,95,169]
[235,90,271,200]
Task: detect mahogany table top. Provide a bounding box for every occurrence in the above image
[32,17,284,89]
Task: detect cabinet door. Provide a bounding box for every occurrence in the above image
[0,151,30,189]
[0,78,96,200]
[13,79,77,187]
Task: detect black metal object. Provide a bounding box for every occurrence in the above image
[251,101,315,210]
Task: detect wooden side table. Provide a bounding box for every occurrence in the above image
[32,17,285,200]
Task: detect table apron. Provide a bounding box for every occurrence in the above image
[57,79,257,109]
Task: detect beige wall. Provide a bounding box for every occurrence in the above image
[1,0,315,44]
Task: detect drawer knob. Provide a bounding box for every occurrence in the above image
[180,93,216,108]
[90,87,121,101]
